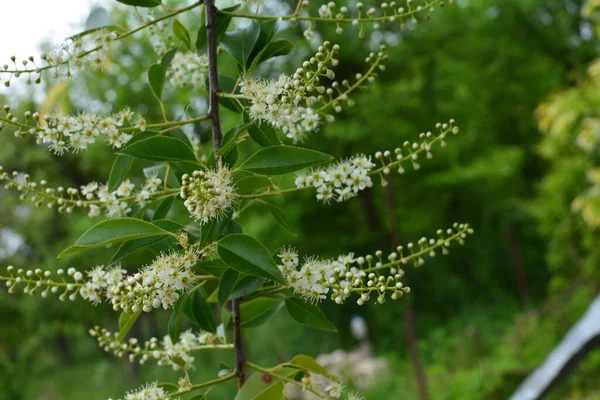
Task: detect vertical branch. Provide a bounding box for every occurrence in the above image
[205,0,245,388]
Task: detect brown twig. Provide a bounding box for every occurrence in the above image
[205,0,245,388]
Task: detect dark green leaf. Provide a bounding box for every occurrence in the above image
[116,311,141,342]
[218,268,239,306]
[116,0,162,7]
[240,146,332,175]
[222,219,243,235]
[200,210,232,246]
[173,20,191,50]
[107,155,134,192]
[110,219,182,263]
[218,124,252,157]
[247,124,279,147]
[255,40,293,66]
[218,234,285,283]
[246,20,278,70]
[148,46,178,103]
[195,259,228,278]
[59,218,173,258]
[285,297,337,332]
[261,201,297,236]
[235,175,273,194]
[230,276,266,300]
[184,289,217,333]
[168,294,187,342]
[121,135,197,162]
[152,197,174,221]
[218,75,244,113]
[240,297,284,328]
[196,5,239,54]
[221,20,260,71]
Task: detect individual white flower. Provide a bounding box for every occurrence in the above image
[87,204,101,217]
[116,179,135,197]
[325,381,344,398]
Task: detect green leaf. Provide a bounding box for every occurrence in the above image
[110,219,182,263]
[234,368,297,400]
[116,0,162,7]
[221,20,260,71]
[121,135,197,162]
[59,218,173,258]
[240,146,332,175]
[168,294,187,342]
[218,124,252,157]
[184,288,217,333]
[255,40,293,66]
[246,20,278,70]
[196,5,239,54]
[261,201,297,236]
[148,46,178,103]
[288,355,330,377]
[218,268,239,307]
[230,276,266,300]
[195,259,228,278]
[218,75,244,113]
[247,124,279,147]
[107,154,134,192]
[235,175,273,195]
[173,20,191,50]
[82,7,113,32]
[200,210,232,246]
[285,297,337,332]
[240,297,284,328]
[152,197,174,221]
[116,311,141,343]
[218,234,285,283]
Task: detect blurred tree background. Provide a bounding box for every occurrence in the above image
[2,0,600,399]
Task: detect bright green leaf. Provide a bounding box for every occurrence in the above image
[285,297,337,332]
[221,20,260,71]
[110,219,182,263]
[173,19,191,50]
[261,201,297,236]
[288,355,330,377]
[121,135,197,162]
[255,40,293,66]
[107,154,134,192]
[235,175,273,194]
[218,234,285,283]
[59,218,173,258]
[116,311,141,343]
[240,146,332,175]
[148,46,178,103]
[218,268,239,306]
[152,197,174,221]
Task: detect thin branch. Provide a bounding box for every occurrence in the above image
[205,0,246,388]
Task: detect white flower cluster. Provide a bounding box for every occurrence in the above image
[180,169,237,224]
[4,105,146,155]
[1,265,83,300]
[103,250,199,313]
[0,167,165,218]
[82,176,162,218]
[240,42,342,143]
[90,327,223,370]
[298,374,344,399]
[120,382,170,400]
[168,51,209,89]
[277,223,473,305]
[0,30,119,86]
[295,155,375,203]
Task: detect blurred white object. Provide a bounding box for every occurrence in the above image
[351,315,368,341]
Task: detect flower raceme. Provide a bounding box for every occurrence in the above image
[91,327,229,371]
[295,120,459,203]
[0,166,168,217]
[240,42,386,143]
[278,223,473,305]
[1,248,202,313]
[1,105,146,155]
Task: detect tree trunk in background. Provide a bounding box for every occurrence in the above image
[505,226,530,307]
[384,180,431,400]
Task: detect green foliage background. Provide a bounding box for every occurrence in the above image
[1,0,600,399]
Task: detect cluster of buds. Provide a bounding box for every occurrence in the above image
[180,169,237,224]
[1,265,83,301]
[1,105,146,155]
[119,382,170,400]
[372,120,459,185]
[278,223,473,305]
[300,0,442,38]
[0,166,167,217]
[90,327,228,370]
[0,30,119,86]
